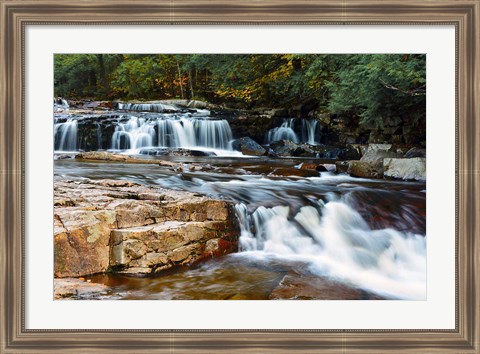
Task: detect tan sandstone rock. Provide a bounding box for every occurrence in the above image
[54,178,239,277]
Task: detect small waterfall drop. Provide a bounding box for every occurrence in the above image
[118,103,179,113]
[111,116,156,150]
[266,118,320,145]
[301,119,319,145]
[54,98,69,112]
[54,119,78,151]
[266,118,299,143]
[109,115,233,151]
[234,200,426,299]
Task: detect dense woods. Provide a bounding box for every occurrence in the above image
[55,54,426,128]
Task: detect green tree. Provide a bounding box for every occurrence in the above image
[326,54,426,127]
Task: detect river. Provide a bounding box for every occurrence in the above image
[54,106,426,300]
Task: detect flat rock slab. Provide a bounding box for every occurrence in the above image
[54,177,239,277]
[54,278,110,300]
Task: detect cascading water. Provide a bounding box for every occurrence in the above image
[118,102,179,113]
[111,116,156,150]
[110,115,233,151]
[266,118,299,143]
[53,107,234,153]
[54,118,78,151]
[54,98,69,112]
[301,119,319,145]
[235,197,426,300]
[266,118,320,145]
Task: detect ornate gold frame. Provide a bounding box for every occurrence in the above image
[1,0,479,352]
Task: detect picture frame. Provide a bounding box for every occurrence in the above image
[1,0,479,352]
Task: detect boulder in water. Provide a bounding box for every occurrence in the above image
[383,157,426,181]
[298,163,328,172]
[231,137,266,156]
[270,140,316,157]
[348,145,402,178]
[335,161,350,174]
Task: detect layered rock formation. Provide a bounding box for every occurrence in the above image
[54,178,239,277]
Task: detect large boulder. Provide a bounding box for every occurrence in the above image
[348,145,402,178]
[270,140,316,157]
[231,137,266,156]
[383,158,426,181]
[54,178,240,277]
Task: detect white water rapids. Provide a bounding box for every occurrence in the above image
[235,196,426,300]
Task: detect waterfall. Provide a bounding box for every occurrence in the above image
[118,103,179,113]
[54,98,69,112]
[54,119,78,151]
[266,118,320,145]
[234,200,426,299]
[109,115,233,151]
[156,118,196,148]
[111,116,156,150]
[96,122,102,149]
[266,118,299,143]
[196,119,233,149]
[301,119,319,145]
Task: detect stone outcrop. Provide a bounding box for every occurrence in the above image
[231,137,266,156]
[54,278,110,300]
[383,157,426,181]
[54,178,239,278]
[347,144,402,179]
[270,140,316,157]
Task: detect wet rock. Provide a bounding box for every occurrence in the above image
[339,144,367,160]
[348,145,402,178]
[54,178,239,277]
[298,163,328,172]
[383,157,426,181]
[348,161,384,179]
[231,137,266,156]
[112,229,237,274]
[404,147,426,158]
[270,140,316,157]
[269,271,385,300]
[75,151,180,168]
[54,278,109,300]
[335,161,349,174]
[138,148,215,157]
[269,167,319,178]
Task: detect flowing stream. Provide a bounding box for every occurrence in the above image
[54,106,426,300]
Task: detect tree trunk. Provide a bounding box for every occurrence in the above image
[189,70,195,99]
[176,58,184,99]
